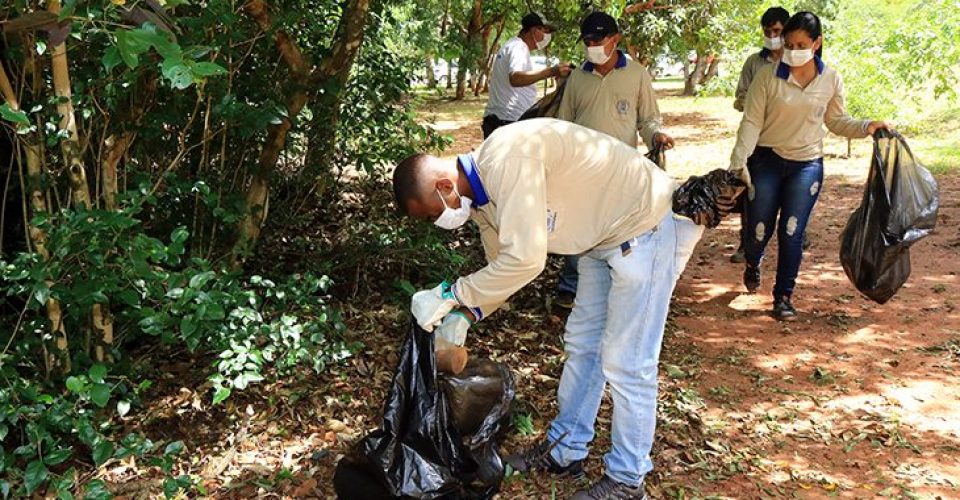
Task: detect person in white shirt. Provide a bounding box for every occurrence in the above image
[482,12,570,138]
[729,12,891,320]
[729,6,789,264]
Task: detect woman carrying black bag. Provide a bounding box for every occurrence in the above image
[727,11,892,320]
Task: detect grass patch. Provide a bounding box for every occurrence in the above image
[917,144,960,175]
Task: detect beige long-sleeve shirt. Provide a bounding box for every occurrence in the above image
[556,51,662,148]
[733,49,776,112]
[451,118,677,320]
[730,60,870,170]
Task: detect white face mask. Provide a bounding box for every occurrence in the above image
[585,44,612,65]
[763,36,782,51]
[782,48,814,67]
[536,32,552,50]
[434,188,472,230]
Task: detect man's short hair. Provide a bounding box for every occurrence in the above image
[761,7,790,27]
[393,153,431,215]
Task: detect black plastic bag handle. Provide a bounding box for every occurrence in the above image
[645,140,667,170]
[872,128,895,141]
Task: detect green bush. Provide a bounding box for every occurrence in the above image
[0,191,354,496]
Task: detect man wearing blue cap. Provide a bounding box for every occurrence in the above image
[552,12,674,313]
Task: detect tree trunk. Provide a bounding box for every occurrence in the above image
[232,0,371,267]
[455,63,467,99]
[52,0,109,371]
[473,23,492,96]
[440,0,451,90]
[232,0,312,268]
[476,16,505,96]
[701,54,720,85]
[2,50,70,376]
[101,75,155,211]
[308,0,371,183]
[426,56,437,88]
[101,133,132,211]
[455,0,482,100]
[683,51,708,96]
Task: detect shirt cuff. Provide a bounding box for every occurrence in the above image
[451,282,484,321]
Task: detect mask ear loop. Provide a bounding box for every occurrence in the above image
[436,189,450,209]
[436,184,461,208]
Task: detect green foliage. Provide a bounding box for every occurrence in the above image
[0,355,162,498]
[333,9,451,174]
[829,0,959,123]
[0,196,354,495]
[107,24,226,89]
[0,0,447,496]
[0,104,29,126]
[203,273,356,404]
[714,0,956,125]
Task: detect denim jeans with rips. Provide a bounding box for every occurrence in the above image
[744,147,824,298]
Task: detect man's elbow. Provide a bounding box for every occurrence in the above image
[512,255,547,280]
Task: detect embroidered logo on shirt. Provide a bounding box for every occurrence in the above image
[617,99,630,115]
[546,210,557,233]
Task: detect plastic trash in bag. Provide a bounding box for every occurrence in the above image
[644,140,667,170]
[333,323,514,499]
[518,76,569,121]
[840,130,939,304]
[672,169,747,228]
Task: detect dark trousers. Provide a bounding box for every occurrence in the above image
[482,115,513,139]
[558,255,579,295]
[744,148,824,298]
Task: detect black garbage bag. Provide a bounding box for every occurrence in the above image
[839,130,939,304]
[333,323,514,499]
[518,78,568,121]
[644,140,667,170]
[672,169,747,228]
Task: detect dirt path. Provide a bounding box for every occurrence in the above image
[660,173,960,498]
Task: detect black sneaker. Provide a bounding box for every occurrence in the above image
[773,295,797,321]
[503,438,584,478]
[729,246,745,263]
[743,264,761,293]
[556,291,576,309]
[570,475,648,500]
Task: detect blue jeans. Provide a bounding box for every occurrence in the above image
[558,255,579,294]
[546,212,703,486]
[744,148,824,297]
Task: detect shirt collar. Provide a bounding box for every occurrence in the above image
[582,49,628,73]
[458,154,489,207]
[776,55,825,80]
